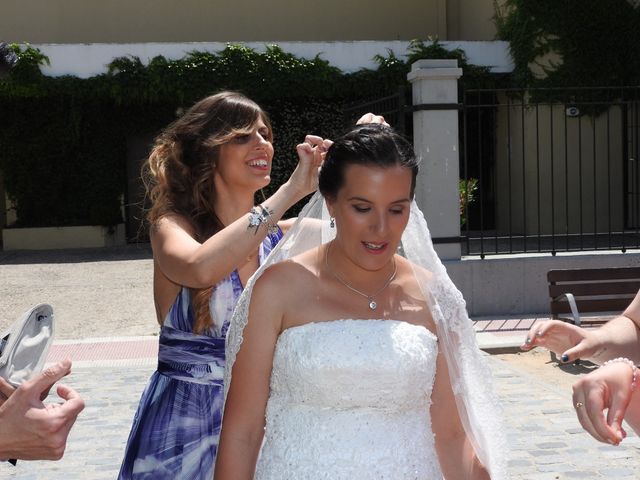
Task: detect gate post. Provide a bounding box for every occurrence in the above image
[408,59,463,260]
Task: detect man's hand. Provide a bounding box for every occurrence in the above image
[0,359,85,460]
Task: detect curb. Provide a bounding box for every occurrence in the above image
[46,336,159,367]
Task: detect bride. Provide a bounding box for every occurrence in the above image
[215,123,507,479]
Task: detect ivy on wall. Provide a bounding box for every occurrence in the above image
[0,40,493,228]
[495,0,640,88]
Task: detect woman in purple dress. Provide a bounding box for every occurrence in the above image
[118,91,329,479]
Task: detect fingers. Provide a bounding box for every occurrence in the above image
[22,359,72,401]
[304,136,330,166]
[356,112,390,126]
[572,369,629,445]
[297,140,326,156]
[560,343,588,364]
[298,136,330,170]
[304,135,327,150]
[54,385,85,442]
[572,387,610,444]
[521,320,589,362]
[296,142,314,155]
[606,388,631,442]
[40,384,54,401]
[585,388,622,444]
[301,136,332,152]
[521,320,553,350]
[0,376,16,401]
[56,384,86,417]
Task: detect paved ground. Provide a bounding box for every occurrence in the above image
[0,246,639,479]
[1,343,639,479]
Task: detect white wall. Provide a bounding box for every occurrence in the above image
[447,250,640,315]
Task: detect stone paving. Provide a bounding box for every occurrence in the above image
[495,358,640,479]
[0,346,638,479]
[1,246,638,478]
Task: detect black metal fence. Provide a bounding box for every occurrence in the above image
[461,86,640,257]
[342,87,412,137]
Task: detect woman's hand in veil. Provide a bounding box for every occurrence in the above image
[356,113,390,126]
[287,113,387,199]
[289,135,332,199]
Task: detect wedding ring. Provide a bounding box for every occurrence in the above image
[525,338,532,344]
[575,402,584,409]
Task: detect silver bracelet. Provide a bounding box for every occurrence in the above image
[602,357,638,391]
[247,205,279,235]
[259,205,279,235]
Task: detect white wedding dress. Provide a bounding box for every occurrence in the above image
[225,193,508,479]
[254,319,444,480]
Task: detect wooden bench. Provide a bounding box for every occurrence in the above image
[548,267,640,327]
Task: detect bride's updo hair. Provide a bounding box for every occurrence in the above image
[319,124,418,200]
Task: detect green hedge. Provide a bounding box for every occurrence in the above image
[0,41,493,228]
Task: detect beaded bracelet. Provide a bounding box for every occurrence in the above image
[602,357,638,391]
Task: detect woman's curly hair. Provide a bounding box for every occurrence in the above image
[143,91,272,333]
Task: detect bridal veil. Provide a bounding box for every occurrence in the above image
[224,191,508,479]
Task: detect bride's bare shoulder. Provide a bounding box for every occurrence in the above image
[253,247,322,295]
[396,255,434,282]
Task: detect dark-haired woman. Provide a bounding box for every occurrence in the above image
[118,91,331,479]
[216,124,506,479]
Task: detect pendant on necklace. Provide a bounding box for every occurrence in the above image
[369,300,377,310]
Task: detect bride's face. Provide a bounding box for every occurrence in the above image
[327,163,412,272]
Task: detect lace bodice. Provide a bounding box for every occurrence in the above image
[255,319,444,480]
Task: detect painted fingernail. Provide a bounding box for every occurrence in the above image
[561,354,569,362]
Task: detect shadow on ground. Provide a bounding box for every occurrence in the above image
[0,244,152,265]
[546,354,599,375]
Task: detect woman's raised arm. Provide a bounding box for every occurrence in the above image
[153,137,327,289]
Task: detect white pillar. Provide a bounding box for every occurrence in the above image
[408,59,463,260]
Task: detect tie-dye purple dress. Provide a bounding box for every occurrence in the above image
[118,230,282,480]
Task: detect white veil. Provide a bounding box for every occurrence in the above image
[224,191,508,479]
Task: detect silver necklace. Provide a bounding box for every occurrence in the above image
[325,242,397,310]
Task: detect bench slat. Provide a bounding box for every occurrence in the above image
[553,314,611,324]
[550,298,632,315]
[548,267,640,282]
[549,281,640,297]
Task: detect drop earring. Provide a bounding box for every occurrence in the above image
[330,218,335,228]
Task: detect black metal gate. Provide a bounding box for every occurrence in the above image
[624,95,640,229]
[461,86,640,257]
[342,87,412,137]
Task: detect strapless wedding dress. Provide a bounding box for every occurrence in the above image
[254,319,443,480]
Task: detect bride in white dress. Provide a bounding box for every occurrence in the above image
[215,123,507,479]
